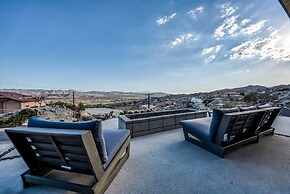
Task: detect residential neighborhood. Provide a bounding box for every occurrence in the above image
[0,84,289,125]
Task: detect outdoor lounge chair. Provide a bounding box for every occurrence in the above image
[5,117,131,194]
[180,107,281,157]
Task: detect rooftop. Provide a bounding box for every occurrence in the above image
[0,116,290,193]
[0,92,36,103]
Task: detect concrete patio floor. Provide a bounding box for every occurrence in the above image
[0,116,290,194]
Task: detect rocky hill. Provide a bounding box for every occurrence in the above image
[217,85,268,94]
[0,89,167,98]
[1,84,289,106]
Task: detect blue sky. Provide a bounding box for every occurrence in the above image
[0,0,289,94]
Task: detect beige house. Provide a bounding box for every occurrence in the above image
[0,92,39,114]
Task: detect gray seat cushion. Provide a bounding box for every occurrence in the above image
[103,129,130,169]
[180,118,212,142]
[27,116,108,163]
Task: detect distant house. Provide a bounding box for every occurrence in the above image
[224,92,244,101]
[0,92,39,114]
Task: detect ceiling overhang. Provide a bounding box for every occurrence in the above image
[279,0,290,18]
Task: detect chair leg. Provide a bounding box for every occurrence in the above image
[21,172,32,188]
[271,127,275,135]
[183,129,189,139]
[256,135,260,143]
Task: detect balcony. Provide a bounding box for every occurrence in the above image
[0,116,290,193]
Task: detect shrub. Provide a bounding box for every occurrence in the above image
[0,119,4,126]
[75,112,81,119]
[77,102,85,111]
[80,115,93,121]
[5,108,37,126]
[6,114,26,126]
[146,108,152,112]
[49,101,76,110]
[19,108,38,118]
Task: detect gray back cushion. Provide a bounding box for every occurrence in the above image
[209,107,240,140]
[28,116,108,163]
[239,106,257,111]
[257,104,272,109]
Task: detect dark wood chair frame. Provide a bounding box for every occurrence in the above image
[5,127,131,194]
[183,107,281,157]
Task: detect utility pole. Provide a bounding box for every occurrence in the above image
[73,91,75,118]
[147,93,151,109]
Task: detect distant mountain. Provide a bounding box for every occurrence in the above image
[217,85,268,94]
[217,84,290,94]
[1,84,289,97]
[189,84,290,98]
[0,88,168,98]
[268,84,290,92]
[0,89,73,96]
[84,90,165,95]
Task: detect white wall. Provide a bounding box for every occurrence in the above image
[0,102,3,114]
[4,101,21,113]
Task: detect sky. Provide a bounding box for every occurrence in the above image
[0,0,289,94]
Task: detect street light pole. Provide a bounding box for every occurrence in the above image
[73,91,75,118]
[147,93,151,109]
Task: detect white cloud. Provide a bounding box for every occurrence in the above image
[215,45,223,52]
[240,19,250,26]
[214,14,265,39]
[267,26,275,32]
[220,4,236,18]
[170,33,198,48]
[231,41,250,52]
[196,7,204,12]
[202,45,223,55]
[214,24,226,38]
[269,29,278,37]
[229,31,290,61]
[156,13,177,25]
[205,55,216,62]
[188,6,204,19]
[214,3,266,40]
[214,15,240,38]
[202,47,215,55]
[240,20,266,35]
[228,23,239,35]
[233,69,250,75]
